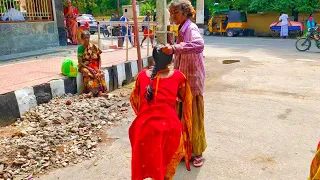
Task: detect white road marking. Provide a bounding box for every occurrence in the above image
[296,59,315,62]
[205,43,267,47]
[266,57,283,60]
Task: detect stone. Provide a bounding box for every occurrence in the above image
[62,162,68,167]
[13,158,27,165]
[61,112,73,120]
[17,142,28,149]
[66,100,72,105]
[52,118,65,124]
[110,113,117,118]
[107,116,114,121]
[13,169,20,175]
[0,157,9,165]
[29,122,38,128]
[42,162,50,168]
[0,90,130,177]
[91,121,100,126]
[70,127,79,133]
[120,107,127,112]
[39,119,50,127]
[115,117,122,121]
[27,151,37,159]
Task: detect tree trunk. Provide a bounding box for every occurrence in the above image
[292,8,299,21]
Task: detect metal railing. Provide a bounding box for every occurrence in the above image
[0,0,53,22]
[97,21,176,62]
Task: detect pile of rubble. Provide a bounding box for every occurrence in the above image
[0,93,130,180]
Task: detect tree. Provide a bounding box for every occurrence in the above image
[73,0,97,14]
[248,0,320,14]
[232,0,252,12]
[100,0,118,14]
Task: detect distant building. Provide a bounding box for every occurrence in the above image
[122,5,140,19]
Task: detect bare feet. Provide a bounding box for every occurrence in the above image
[85,92,93,98]
[98,91,108,97]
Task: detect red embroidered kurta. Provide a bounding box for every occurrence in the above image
[129,70,193,180]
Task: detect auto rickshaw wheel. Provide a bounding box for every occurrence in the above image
[226,29,234,37]
[271,30,279,38]
[204,28,211,36]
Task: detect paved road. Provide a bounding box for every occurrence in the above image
[204,36,320,61]
[39,37,320,180]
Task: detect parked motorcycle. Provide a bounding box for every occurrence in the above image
[103,24,121,38]
[295,26,320,51]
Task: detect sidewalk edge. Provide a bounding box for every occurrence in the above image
[0,56,152,126]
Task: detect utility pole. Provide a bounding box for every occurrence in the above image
[156,0,167,44]
[117,0,120,16]
[196,0,204,34]
[131,0,142,71]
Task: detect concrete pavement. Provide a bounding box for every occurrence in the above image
[0,45,152,94]
[36,37,320,179]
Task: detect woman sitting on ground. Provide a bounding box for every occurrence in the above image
[77,31,107,97]
[129,45,193,180]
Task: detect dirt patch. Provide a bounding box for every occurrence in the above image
[251,154,277,165]
[223,60,240,64]
[277,109,293,120]
[0,126,21,140]
[242,89,306,99]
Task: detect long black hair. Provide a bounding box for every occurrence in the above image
[145,45,173,102]
[146,67,157,102]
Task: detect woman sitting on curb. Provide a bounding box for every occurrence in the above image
[77,31,107,98]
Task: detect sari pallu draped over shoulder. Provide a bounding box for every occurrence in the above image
[309,142,320,180]
[64,6,79,45]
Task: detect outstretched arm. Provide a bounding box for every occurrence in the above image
[174,26,204,54]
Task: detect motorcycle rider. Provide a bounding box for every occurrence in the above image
[106,14,115,35]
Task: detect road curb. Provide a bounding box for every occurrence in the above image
[0,56,152,126]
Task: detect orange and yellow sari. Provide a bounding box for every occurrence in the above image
[309,142,320,180]
[78,43,107,94]
[64,6,79,45]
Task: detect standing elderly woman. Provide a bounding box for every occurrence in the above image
[279,13,289,38]
[64,0,79,45]
[78,31,107,97]
[163,0,207,167]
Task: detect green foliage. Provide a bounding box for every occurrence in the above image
[72,0,131,15]
[64,0,320,16]
[140,2,156,16]
[234,0,320,13]
[232,0,253,12]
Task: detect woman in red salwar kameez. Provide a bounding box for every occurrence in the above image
[129,46,193,180]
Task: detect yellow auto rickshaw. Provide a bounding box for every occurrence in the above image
[169,24,179,37]
[205,10,248,37]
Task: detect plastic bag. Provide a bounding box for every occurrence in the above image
[61,57,78,77]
